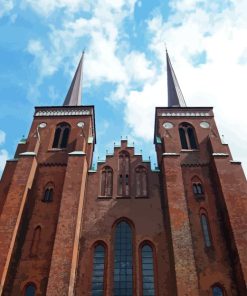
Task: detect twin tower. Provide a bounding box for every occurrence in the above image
[0,51,246,296]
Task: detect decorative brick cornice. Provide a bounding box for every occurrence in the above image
[35,107,91,117]
[39,162,67,167]
[158,111,211,117]
[181,162,209,168]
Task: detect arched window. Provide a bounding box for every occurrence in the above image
[136,166,147,197]
[193,183,203,195]
[30,226,41,257]
[42,187,53,202]
[212,285,224,296]
[101,166,113,197]
[91,244,106,296]
[52,123,70,149]
[179,123,198,150]
[141,244,156,296]
[200,214,212,247]
[118,151,130,196]
[114,221,133,295]
[25,283,36,296]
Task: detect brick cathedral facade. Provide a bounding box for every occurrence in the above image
[0,52,246,296]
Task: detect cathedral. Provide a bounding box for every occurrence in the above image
[0,50,246,296]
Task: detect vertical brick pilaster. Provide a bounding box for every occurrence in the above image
[46,153,88,295]
[162,155,199,296]
[212,157,247,293]
[0,154,38,293]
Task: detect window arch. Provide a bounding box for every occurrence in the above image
[30,226,41,257]
[140,243,156,296]
[24,283,36,296]
[212,284,225,296]
[118,151,130,196]
[42,183,54,202]
[91,243,106,296]
[101,166,113,197]
[52,122,70,149]
[114,220,133,295]
[200,213,212,247]
[179,123,198,150]
[136,166,147,197]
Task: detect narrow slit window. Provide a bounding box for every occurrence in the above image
[118,151,130,196]
[101,167,113,197]
[43,188,53,202]
[201,214,212,247]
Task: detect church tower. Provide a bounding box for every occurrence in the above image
[0,50,246,296]
[0,53,96,294]
[154,50,247,295]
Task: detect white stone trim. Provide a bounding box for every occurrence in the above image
[159,112,210,117]
[68,151,86,156]
[35,109,91,117]
[19,152,36,156]
[212,153,229,157]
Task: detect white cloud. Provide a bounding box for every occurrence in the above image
[0,0,14,17]
[0,130,6,145]
[124,77,165,141]
[140,0,247,172]
[0,149,8,174]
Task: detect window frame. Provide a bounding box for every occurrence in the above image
[139,241,158,296]
[100,166,113,198]
[112,219,136,296]
[52,122,71,149]
[90,241,108,296]
[179,122,198,150]
[200,212,213,248]
[135,166,148,198]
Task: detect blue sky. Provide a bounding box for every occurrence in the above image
[0,0,247,175]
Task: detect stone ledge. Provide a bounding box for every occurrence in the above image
[162,152,180,157]
[68,151,86,156]
[19,152,36,157]
[230,160,241,165]
[212,153,229,157]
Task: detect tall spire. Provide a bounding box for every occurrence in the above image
[63,51,84,106]
[166,49,186,107]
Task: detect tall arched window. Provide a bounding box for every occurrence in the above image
[141,244,156,296]
[200,214,212,247]
[30,226,41,257]
[212,285,224,296]
[136,166,147,197]
[25,283,36,296]
[179,123,198,150]
[118,151,130,196]
[91,244,106,296]
[52,122,70,148]
[101,166,113,197]
[114,221,133,295]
